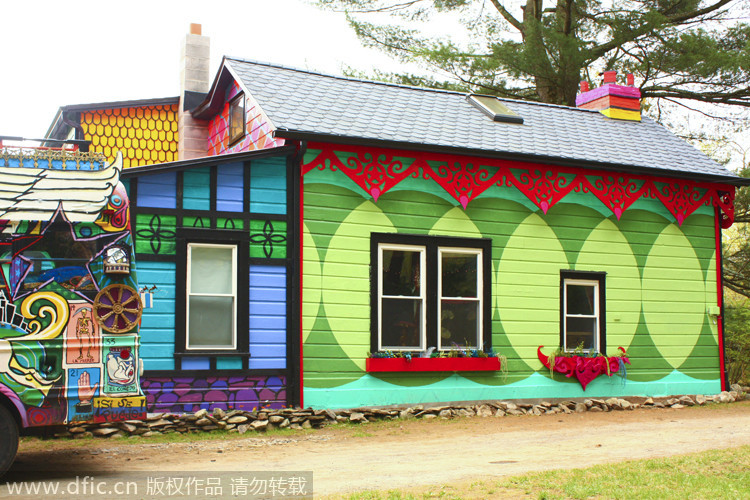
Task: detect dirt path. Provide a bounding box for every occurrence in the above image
[6,401,750,498]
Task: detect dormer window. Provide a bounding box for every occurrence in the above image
[228,93,246,144]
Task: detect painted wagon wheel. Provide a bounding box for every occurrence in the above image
[93,284,142,334]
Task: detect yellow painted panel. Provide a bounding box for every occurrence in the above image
[601,108,641,121]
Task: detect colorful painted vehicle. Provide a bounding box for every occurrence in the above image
[0,144,145,474]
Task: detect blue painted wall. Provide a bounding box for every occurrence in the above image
[183,357,210,370]
[138,261,177,371]
[217,162,245,212]
[183,167,211,210]
[249,265,287,369]
[137,172,177,209]
[250,157,287,215]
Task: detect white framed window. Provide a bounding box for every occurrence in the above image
[561,271,606,353]
[438,247,482,351]
[378,243,426,351]
[372,234,491,354]
[186,243,237,349]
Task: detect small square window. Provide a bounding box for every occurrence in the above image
[560,271,606,354]
[228,94,246,145]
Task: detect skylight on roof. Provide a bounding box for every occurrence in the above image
[468,95,523,124]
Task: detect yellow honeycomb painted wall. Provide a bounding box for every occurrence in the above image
[81,105,179,168]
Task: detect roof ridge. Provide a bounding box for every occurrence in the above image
[225,56,471,98]
[224,57,616,114]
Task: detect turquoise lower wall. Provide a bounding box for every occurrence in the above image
[305,371,721,409]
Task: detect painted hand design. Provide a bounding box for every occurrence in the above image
[77,371,99,404]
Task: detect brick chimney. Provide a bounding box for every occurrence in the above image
[576,71,641,121]
[178,23,210,160]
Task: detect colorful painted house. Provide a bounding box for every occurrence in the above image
[41,27,746,412]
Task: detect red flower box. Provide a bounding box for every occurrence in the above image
[366,356,501,373]
[537,346,630,390]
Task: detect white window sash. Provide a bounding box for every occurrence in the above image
[186,243,238,350]
[563,278,599,353]
[437,247,483,351]
[378,243,426,351]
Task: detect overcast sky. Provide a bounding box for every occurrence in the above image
[2,1,746,169]
[0,0,419,139]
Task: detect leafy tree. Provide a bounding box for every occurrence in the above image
[316,0,750,109]
[724,300,750,385]
[722,143,749,298]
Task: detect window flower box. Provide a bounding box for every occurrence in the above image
[366,356,501,373]
[537,346,630,390]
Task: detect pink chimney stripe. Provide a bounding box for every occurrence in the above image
[576,84,641,106]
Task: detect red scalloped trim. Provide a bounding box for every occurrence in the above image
[302,143,736,228]
[537,346,630,390]
[425,159,502,209]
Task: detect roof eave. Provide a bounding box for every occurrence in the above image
[44,107,67,142]
[120,145,297,178]
[57,96,179,113]
[191,57,235,120]
[275,129,748,186]
[43,96,180,143]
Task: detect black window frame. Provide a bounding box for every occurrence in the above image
[175,228,250,360]
[370,232,492,354]
[559,270,607,355]
[228,93,246,146]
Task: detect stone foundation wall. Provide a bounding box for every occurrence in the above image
[62,388,747,439]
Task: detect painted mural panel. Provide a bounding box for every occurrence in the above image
[0,149,146,427]
[302,144,728,408]
[65,303,100,365]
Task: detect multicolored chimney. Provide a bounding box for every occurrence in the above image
[576,71,641,121]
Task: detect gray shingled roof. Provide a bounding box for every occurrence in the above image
[226,57,739,182]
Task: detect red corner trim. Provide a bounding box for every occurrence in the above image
[715,207,727,391]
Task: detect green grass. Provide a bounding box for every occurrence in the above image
[331,445,750,499]
[502,445,750,499]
